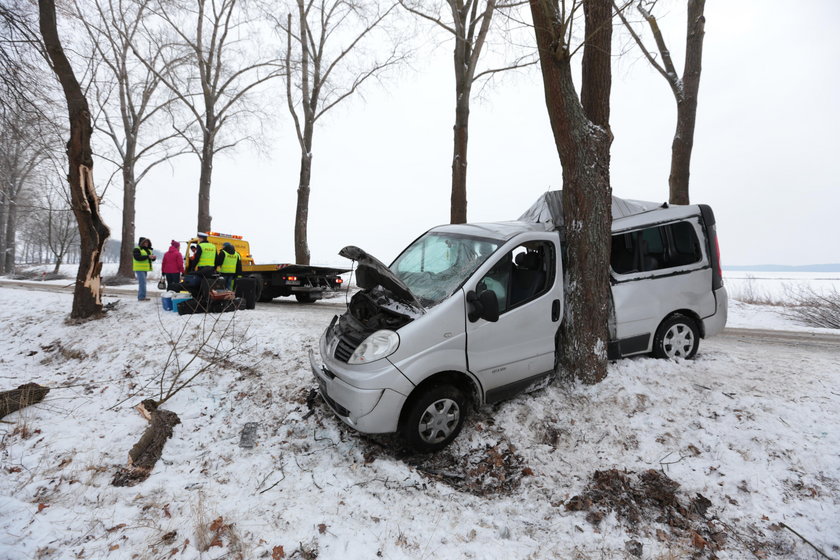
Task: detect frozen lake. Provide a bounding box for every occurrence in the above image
[724,270,840,303]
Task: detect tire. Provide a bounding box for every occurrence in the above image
[652,314,699,359]
[295,292,317,303]
[251,275,266,302]
[401,385,466,453]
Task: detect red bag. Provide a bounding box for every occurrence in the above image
[209,289,235,301]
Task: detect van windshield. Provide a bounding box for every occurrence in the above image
[391,232,501,307]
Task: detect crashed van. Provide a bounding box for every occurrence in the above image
[310,192,728,452]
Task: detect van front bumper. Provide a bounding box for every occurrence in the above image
[309,348,407,434]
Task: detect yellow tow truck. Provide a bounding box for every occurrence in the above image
[184,232,348,303]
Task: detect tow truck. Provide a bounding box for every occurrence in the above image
[184,232,349,303]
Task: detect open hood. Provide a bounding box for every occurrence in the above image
[339,246,424,309]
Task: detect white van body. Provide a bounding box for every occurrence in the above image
[310,196,727,451]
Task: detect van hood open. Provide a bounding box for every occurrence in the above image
[339,246,424,310]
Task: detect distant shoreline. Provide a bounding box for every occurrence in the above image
[724,264,840,273]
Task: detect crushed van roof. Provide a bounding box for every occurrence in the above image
[518,190,665,231]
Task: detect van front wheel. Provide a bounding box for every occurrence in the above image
[401,385,466,453]
[653,314,699,359]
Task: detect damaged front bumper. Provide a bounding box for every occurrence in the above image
[309,331,412,434]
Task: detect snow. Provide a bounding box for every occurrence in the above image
[0,286,838,559]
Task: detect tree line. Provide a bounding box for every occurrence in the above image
[1,0,706,382]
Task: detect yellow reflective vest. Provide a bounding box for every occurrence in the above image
[196,242,217,267]
[133,247,153,271]
[220,251,241,273]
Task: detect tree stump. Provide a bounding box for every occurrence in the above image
[0,383,50,419]
[113,406,180,487]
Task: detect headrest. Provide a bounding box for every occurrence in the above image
[515,252,541,270]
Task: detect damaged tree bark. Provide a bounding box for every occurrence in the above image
[112,400,180,487]
[0,383,50,419]
[39,0,110,319]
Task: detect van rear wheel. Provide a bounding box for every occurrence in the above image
[401,385,466,453]
[653,314,699,359]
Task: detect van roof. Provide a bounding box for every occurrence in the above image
[428,199,706,241]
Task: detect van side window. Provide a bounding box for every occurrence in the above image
[478,241,555,313]
[610,221,702,275]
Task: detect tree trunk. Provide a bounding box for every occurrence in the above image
[530,0,613,384]
[117,151,137,278]
[197,129,214,233]
[450,95,470,224]
[0,383,50,419]
[112,401,181,487]
[4,194,19,274]
[669,100,697,205]
[669,0,705,205]
[39,0,111,320]
[294,151,312,265]
[0,193,8,272]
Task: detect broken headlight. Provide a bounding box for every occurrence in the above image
[347,330,399,364]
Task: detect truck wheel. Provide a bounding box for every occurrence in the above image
[401,385,466,453]
[652,314,699,359]
[295,293,317,303]
[250,275,264,302]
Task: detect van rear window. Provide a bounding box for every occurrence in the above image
[610,221,702,275]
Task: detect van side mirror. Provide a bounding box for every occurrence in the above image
[467,289,500,323]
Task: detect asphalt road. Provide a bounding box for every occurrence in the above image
[2,278,839,351]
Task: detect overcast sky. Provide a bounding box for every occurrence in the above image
[109,0,840,268]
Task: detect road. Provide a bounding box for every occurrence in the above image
[0,278,351,312]
[2,278,838,352]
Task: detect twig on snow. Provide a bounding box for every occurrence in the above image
[780,522,837,560]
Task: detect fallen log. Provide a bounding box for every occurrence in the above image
[0,383,50,419]
[113,405,180,487]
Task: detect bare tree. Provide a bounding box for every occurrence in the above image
[39,0,111,319]
[0,0,60,274]
[399,0,535,224]
[529,0,613,384]
[280,0,404,265]
[143,0,282,234]
[0,107,49,273]
[42,179,80,274]
[615,0,705,205]
[75,0,188,278]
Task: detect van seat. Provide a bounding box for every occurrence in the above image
[511,252,545,305]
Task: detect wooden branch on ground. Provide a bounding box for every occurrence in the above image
[112,404,180,487]
[0,383,50,419]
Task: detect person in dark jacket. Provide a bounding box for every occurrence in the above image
[216,242,242,290]
[133,237,156,301]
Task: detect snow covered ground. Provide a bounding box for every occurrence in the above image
[0,286,838,559]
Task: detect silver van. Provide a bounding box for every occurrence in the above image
[310,193,727,452]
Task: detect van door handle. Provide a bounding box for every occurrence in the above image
[551,299,560,322]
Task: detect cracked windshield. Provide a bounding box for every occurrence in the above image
[391,232,500,307]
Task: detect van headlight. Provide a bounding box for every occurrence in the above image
[348,330,399,364]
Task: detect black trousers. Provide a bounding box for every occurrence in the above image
[165,273,181,291]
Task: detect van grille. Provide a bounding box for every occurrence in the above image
[334,331,366,363]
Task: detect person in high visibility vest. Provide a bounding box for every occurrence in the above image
[193,232,218,276]
[132,237,156,301]
[216,242,242,290]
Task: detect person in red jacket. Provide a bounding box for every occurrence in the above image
[161,240,185,291]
